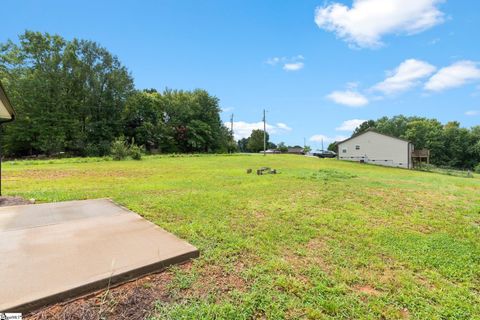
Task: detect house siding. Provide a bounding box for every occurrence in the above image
[337,131,412,169]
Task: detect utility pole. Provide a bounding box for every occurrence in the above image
[229,113,234,154]
[263,109,266,156]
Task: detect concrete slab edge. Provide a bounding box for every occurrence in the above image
[4,249,200,314]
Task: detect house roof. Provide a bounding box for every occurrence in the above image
[0,81,15,121]
[336,129,411,145]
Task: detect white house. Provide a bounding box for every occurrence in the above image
[336,130,414,169]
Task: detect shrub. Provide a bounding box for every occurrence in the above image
[416,163,435,172]
[475,163,480,174]
[110,137,129,160]
[85,143,100,157]
[129,143,143,160]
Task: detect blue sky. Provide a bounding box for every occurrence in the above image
[1,0,480,148]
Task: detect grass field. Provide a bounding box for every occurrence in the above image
[5,154,480,319]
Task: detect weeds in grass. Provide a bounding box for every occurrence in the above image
[10,155,480,319]
[415,163,474,178]
[294,168,357,181]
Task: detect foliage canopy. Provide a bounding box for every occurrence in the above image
[0,31,234,157]
[353,115,480,169]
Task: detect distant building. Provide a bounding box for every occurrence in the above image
[287,147,305,155]
[336,130,414,169]
[259,149,281,154]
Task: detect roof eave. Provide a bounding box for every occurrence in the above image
[337,128,411,145]
[0,80,16,123]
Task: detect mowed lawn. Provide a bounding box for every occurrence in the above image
[4,154,480,319]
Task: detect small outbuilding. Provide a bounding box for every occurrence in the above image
[336,130,414,169]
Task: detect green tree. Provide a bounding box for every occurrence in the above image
[0,31,134,156]
[353,120,376,136]
[123,90,168,152]
[219,125,237,153]
[442,122,475,168]
[123,89,233,154]
[404,119,444,165]
[267,142,277,149]
[349,115,480,169]
[327,142,337,152]
[277,142,288,152]
[237,138,249,152]
[247,129,269,152]
[160,89,229,153]
[470,126,480,164]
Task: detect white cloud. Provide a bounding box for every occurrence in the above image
[283,62,304,71]
[372,59,436,94]
[346,82,360,89]
[327,90,369,107]
[276,122,292,131]
[266,57,281,66]
[465,110,479,116]
[266,55,305,71]
[336,119,367,131]
[314,0,445,48]
[310,134,348,144]
[221,107,234,113]
[227,121,292,140]
[425,60,480,92]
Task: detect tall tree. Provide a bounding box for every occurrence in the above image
[404,119,444,165]
[237,138,249,152]
[247,129,269,152]
[353,120,376,136]
[123,89,232,153]
[277,142,288,152]
[123,90,169,152]
[0,31,134,156]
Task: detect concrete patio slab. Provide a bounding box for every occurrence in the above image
[0,199,199,313]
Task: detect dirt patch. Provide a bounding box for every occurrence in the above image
[8,168,154,181]
[0,196,32,207]
[25,263,191,320]
[183,263,248,301]
[400,307,411,319]
[294,169,357,182]
[353,284,381,296]
[8,170,75,180]
[283,238,330,273]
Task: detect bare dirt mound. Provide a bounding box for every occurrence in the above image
[0,196,31,207]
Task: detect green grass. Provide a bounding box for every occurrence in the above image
[4,154,480,319]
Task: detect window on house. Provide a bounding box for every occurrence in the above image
[355,145,360,150]
[342,148,347,153]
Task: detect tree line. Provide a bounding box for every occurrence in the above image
[236,130,310,153]
[1,32,478,167]
[339,115,480,170]
[0,31,235,157]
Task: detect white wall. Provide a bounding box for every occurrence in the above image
[337,131,412,169]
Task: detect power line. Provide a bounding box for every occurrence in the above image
[263,109,266,156]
